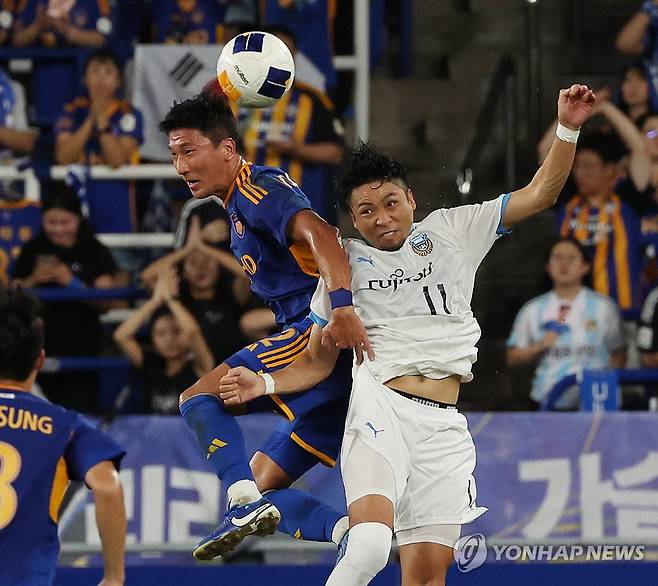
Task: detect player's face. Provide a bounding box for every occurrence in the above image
[151,314,187,359]
[349,180,416,251]
[573,150,618,198]
[547,241,589,287]
[168,129,238,199]
[42,208,80,249]
[182,250,219,291]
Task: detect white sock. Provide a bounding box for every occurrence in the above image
[227,479,262,507]
[331,515,350,545]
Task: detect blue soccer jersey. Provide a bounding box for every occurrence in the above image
[0,388,125,586]
[225,161,319,327]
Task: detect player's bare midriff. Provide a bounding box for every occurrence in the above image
[384,374,461,405]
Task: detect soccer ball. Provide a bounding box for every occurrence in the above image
[217,31,295,109]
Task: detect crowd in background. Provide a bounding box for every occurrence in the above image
[1,1,658,414]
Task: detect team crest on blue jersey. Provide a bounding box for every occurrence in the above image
[231,212,245,238]
[409,232,433,256]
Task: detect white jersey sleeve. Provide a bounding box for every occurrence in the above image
[507,302,533,348]
[426,193,511,268]
[309,277,331,327]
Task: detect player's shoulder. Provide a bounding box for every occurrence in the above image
[235,163,307,207]
[0,390,78,423]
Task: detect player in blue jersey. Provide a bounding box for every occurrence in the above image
[161,93,371,559]
[0,288,127,586]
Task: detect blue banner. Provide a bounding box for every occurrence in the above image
[59,412,658,547]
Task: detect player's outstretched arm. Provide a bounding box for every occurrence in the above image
[503,84,596,228]
[219,325,339,405]
[86,461,126,586]
[287,210,373,363]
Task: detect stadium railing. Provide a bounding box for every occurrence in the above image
[543,369,658,410]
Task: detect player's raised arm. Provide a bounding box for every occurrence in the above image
[219,324,339,405]
[503,84,596,228]
[287,209,374,363]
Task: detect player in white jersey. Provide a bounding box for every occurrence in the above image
[507,238,626,409]
[217,84,595,586]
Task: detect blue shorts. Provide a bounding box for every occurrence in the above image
[225,316,352,477]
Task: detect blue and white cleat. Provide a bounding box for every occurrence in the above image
[193,497,281,560]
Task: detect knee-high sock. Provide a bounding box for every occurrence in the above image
[180,394,254,488]
[266,488,345,542]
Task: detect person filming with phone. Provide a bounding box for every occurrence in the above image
[12,183,117,413]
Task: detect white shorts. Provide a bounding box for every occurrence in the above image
[340,366,487,533]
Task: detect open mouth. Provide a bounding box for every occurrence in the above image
[187,180,200,190]
[379,230,397,238]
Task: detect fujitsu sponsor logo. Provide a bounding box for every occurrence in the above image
[368,262,433,292]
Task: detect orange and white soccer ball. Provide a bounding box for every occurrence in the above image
[217,31,295,108]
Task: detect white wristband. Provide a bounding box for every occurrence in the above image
[556,123,580,144]
[260,373,276,395]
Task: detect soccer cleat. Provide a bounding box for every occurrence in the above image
[193,497,281,560]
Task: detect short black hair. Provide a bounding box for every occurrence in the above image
[550,237,589,263]
[0,288,44,381]
[159,93,241,148]
[335,141,409,211]
[576,130,627,164]
[84,48,122,76]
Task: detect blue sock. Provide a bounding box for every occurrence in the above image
[180,394,253,487]
[266,488,344,542]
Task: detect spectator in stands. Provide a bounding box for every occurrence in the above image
[235,27,344,221]
[149,0,225,44]
[174,195,231,252]
[12,0,117,127]
[261,0,337,91]
[637,283,658,404]
[11,183,117,413]
[617,3,658,72]
[0,196,41,288]
[141,216,251,362]
[616,62,658,125]
[558,131,644,317]
[54,48,144,236]
[113,268,214,415]
[507,238,627,410]
[0,65,37,165]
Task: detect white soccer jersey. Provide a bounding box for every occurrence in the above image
[310,193,511,383]
[507,288,625,407]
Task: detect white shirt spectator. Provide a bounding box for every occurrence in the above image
[508,288,626,408]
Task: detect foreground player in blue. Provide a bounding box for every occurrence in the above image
[161,93,371,559]
[0,288,127,586]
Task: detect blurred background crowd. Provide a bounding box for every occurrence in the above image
[1,0,658,416]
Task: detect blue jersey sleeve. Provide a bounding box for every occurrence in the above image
[236,172,312,247]
[64,416,126,482]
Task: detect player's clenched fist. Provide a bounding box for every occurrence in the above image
[219,367,265,405]
[557,84,596,131]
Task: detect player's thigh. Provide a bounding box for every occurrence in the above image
[398,541,454,586]
[342,436,396,529]
[179,362,245,413]
[250,451,293,492]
